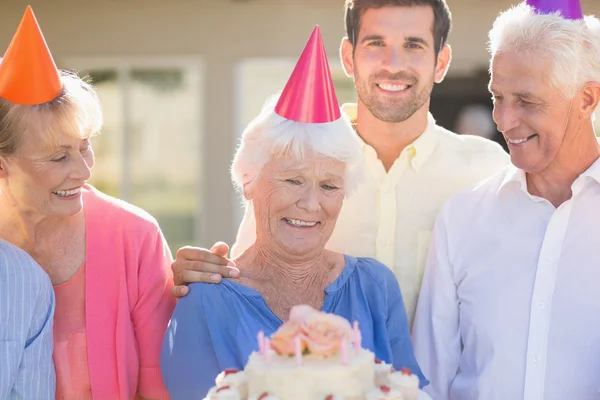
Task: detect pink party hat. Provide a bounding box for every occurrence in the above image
[275,26,341,123]
[526,0,583,20]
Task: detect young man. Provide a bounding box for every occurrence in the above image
[172,0,509,325]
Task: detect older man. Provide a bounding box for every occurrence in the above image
[412,0,600,399]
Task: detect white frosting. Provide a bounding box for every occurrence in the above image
[245,346,374,400]
[365,386,405,400]
[215,370,248,398]
[247,393,280,400]
[374,362,393,387]
[387,371,419,389]
[387,371,419,400]
[205,385,242,400]
[314,395,345,400]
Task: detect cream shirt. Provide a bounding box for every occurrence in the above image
[231,103,510,325]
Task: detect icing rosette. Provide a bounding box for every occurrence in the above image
[374,359,393,386]
[365,385,405,400]
[270,321,306,355]
[387,368,419,400]
[248,391,280,400]
[270,305,352,357]
[215,368,248,398]
[205,385,242,400]
[288,304,316,323]
[302,311,352,356]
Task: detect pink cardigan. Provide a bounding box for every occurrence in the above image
[83,185,176,399]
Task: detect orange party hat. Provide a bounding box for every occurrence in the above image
[0,6,62,105]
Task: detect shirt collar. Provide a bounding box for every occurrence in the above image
[498,156,600,195]
[341,102,438,172]
[581,156,600,185]
[498,164,527,194]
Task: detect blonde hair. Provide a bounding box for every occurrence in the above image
[488,2,600,99]
[0,70,103,157]
[231,93,364,197]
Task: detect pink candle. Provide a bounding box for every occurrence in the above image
[258,331,265,354]
[264,338,271,366]
[353,321,361,354]
[295,335,302,366]
[341,337,349,365]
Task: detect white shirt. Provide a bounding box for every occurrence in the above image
[413,159,600,400]
[231,104,509,325]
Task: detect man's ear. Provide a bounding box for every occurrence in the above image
[243,182,253,201]
[434,43,452,84]
[579,81,600,120]
[340,37,355,78]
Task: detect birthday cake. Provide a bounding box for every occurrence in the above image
[203,305,422,400]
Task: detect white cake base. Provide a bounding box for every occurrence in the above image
[245,348,374,400]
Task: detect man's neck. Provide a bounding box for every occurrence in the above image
[527,135,600,208]
[355,100,430,172]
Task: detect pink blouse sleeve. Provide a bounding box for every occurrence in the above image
[132,224,176,399]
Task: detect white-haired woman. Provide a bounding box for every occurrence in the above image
[160,92,426,397]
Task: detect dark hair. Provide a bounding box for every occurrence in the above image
[344,0,452,55]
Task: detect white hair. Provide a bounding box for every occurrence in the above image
[231,93,364,197]
[488,2,600,99]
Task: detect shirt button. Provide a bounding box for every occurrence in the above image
[382,239,390,247]
[533,354,541,362]
[537,302,545,309]
[545,255,553,262]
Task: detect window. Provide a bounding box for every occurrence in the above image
[61,57,205,254]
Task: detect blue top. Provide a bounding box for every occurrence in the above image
[160,255,427,399]
[0,239,55,399]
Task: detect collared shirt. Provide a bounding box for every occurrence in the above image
[413,158,600,400]
[232,103,509,325]
[0,239,55,399]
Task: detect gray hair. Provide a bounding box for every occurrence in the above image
[231,93,363,197]
[488,2,600,99]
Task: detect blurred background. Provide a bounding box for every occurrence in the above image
[1,0,598,253]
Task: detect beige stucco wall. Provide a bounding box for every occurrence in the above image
[1,0,598,245]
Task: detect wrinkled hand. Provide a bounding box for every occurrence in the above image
[170,241,239,298]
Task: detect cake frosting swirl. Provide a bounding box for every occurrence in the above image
[205,385,243,400]
[365,385,405,400]
[387,368,419,400]
[215,369,248,398]
[374,359,394,387]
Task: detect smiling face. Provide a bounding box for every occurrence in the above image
[341,5,451,123]
[0,129,94,219]
[248,152,346,258]
[490,51,577,173]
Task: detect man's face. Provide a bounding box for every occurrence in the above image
[341,6,450,123]
[490,51,579,174]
